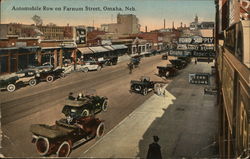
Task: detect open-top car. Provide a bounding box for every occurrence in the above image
[0,75,19,92]
[76,61,102,72]
[15,69,38,86]
[36,68,65,82]
[130,76,167,95]
[30,116,105,157]
[169,59,187,69]
[157,64,178,78]
[62,94,108,119]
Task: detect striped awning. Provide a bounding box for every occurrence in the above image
[89,46,109,53]
[111,45,128,50]
[78,47,93,54]
[103,45,115,51]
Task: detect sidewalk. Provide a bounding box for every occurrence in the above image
[80,61,218,158]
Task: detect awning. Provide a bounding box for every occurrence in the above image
[103,46,115,51]
[89,46,109,53]
[111,45,128,50]
[41,47,61,50]
[78,47,93,54]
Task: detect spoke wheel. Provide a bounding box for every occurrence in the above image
[56,141,71,157]
[46,75,54,82]
[6,84,16,92]
[36,137,50,156]
[96,122,105,138]
[29,78,37,86]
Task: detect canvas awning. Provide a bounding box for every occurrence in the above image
[89,46,109,53]
[78,47,93,54]
[111,45,128,50]
[41,47,61,50]
[103,45,115,51]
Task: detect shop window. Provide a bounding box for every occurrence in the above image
[0,56,8,73]
[18,54,28,70]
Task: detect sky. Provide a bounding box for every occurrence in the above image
[0,0,215,31]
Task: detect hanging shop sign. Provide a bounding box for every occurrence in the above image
[178,36,214,44]
[169,50,191,56]
[189,73,210,85]
[192,50,216,57]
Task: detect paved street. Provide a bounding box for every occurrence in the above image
[82,61,218,158]
[0,54,218,158]
[0,54,169,157]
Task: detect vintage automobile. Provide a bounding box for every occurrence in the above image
[130,56,141,68]
[162,53,168,60]
[130,76,167,95]
[62,95,108,118]
[76,61,102,72]
[15,69,38,86]
[30,116,105,157]
[0,75,19,92]
[105,56,118,66]
[177,56,191,63]
[169,59,187,69]
[157,64,178,78]
[36,68,65,82]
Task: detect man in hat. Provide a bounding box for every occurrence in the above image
[146,136,162,159]
[68,92,75,100]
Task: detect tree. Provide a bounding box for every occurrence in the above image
[32,15,43,26]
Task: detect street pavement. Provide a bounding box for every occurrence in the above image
[81,61,219,158]
[0,54,170,157]
[0,55,218,158]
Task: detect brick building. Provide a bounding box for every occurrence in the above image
[214,0,250,158]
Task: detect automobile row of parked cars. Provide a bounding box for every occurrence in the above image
[157,56,191,78]
[0,66,65,92]
[0,57,120,92]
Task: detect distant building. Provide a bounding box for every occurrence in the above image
[189,15,215,31]
[104,14,140,34]
[0,24,42,38]
[86,26,95,32]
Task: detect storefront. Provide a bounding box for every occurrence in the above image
[0,46,41,75]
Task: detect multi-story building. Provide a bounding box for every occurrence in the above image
[104,14,140,34]
[214,0,250,158]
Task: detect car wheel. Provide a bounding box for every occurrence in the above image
[96,122,105,138]
[97,66,101,71]
[56,141,71,157]
[29,78,37,86]
[142,88,148,96]
[6,84,16,92]
[82,67,88,73]
[36,136,50,156]
[81,109,89,117]
[102,100,108,111]
[134,85,142,92]
[46,75,54,82]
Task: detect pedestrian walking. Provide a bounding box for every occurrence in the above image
[195,58,197,64]
[128,62,133,74]
[146,136,162,159]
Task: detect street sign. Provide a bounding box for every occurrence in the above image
[178,37,214,44]
[192,51,216,57]
[169,50,191,56]
[189,73,210,85]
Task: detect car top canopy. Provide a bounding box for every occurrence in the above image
[89,46,109,53]
[111,44,128,50]
[78,47,94,54]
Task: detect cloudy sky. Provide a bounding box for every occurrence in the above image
[1,0,215,31]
